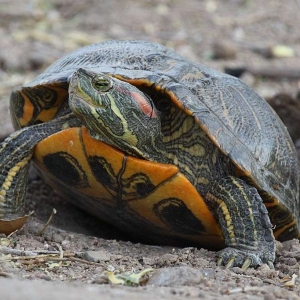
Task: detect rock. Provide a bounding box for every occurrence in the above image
[147,267,215,287]
[282,239,300,252]
[84,250,111,262]
[52,233,64,243]
[155,253,179,266]
[212,41,237,60]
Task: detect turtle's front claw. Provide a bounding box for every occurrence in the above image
[217,257,223,267]
[241,258,252,271]
[267,261,275,269]
[225,257,235,269]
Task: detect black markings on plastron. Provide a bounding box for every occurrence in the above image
[88,156,118,193]
[43,152,89,187]
[153,198,206,235]
[122,173,156,199]
[88,155,156,199]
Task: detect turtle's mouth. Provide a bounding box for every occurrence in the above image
[69,77,105,118]
[69,90,105,113]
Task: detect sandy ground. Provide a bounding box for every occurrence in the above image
[1,0,300,299]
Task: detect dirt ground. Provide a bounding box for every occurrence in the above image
[1,0,300,299]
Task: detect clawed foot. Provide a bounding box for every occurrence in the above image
[217,247,275,271]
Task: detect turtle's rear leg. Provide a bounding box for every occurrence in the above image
[205,176,275,269]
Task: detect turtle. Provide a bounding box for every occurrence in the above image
[0,40,299,269]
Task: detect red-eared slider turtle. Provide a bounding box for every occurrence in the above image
[0,40,299,269]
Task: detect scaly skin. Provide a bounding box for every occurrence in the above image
[206,176,275,269]
[0,113,81,219]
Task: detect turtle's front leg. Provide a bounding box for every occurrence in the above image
[0,128,36,219]
[0,113,81,220]
[205,176,275,270]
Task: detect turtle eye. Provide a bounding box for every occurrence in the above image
[92,76,112,92]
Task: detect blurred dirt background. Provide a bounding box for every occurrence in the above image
[1,0,300,299]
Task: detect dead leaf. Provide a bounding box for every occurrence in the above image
[106,268,154,286]
[118,268,154,285]
[0,238,11,246]
[283,274,297,287]
[271,45,295,58]
[106,271,126,285]
[0,211,33,235]
[46,262,61,269]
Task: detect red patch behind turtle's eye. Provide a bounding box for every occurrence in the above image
[132,91,157,118]
[115,85,157,118]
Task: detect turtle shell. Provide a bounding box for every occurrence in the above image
[10,40,299,245]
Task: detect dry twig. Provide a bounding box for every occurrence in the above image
[0,271,13,278]
[37,208,57,235]
[0,246,79,257]
[0,253,100,266]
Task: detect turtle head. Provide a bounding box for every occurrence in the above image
[69,68,164,160]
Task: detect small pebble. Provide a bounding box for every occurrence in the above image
[147,266,215,287]
[52,233,64,244]
[83,250,111,262]
[212,41,237,60]
[61,240,71,251]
